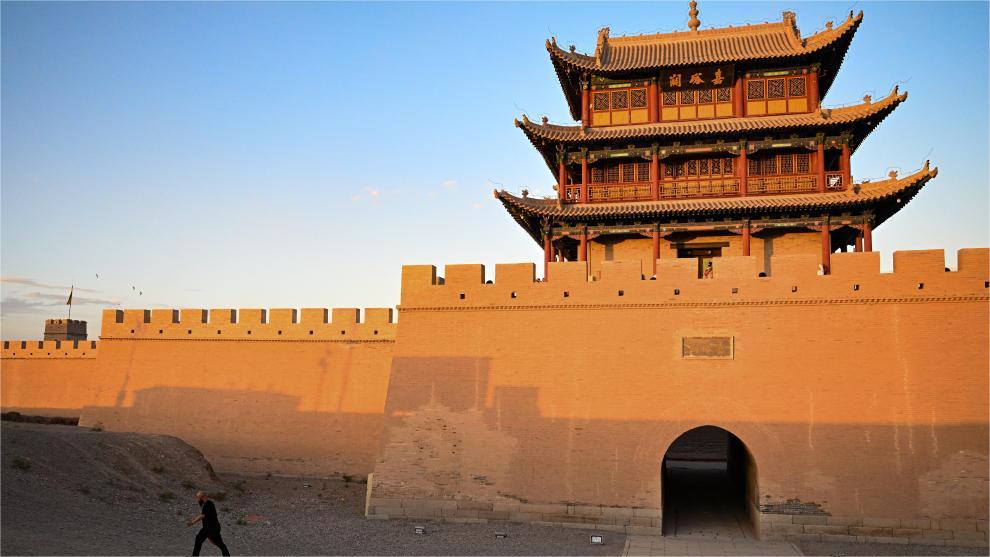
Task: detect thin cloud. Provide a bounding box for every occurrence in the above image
[1,276,98,293]
[441,180,458,191]
[22,291,122,306]
[351,187,383,205]
[0,297,50,315]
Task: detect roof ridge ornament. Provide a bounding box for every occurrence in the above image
[595,27,610,67]
[688,1,701,32]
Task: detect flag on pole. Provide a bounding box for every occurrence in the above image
[66,286,73,306]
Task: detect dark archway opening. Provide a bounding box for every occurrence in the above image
[661,426,758,539]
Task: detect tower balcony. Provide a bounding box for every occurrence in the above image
[563,172,845,204]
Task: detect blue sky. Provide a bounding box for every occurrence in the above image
[2,1,988,339]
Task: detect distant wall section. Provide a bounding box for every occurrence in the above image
[74,307,396,477]
[1,340,100,418]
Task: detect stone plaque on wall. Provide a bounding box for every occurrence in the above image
[681,336,734,359]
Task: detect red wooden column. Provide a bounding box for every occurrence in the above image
[738,146,748,196]
[733,74,744,116]
[808,68,820,111]
[864,216,873,252]
[840,142,851,189]
[651,152,660,200]
[558,158,567,201]
[816,142,826,193]
[652,230,660,276]
[581,154,589,203]
[820,219,832,274]
[581,79,591,124]
[648,78,659,123]
[742,221,751,256]
[543,235,553,279]
[579,230,588,262]
[854,233,863,252]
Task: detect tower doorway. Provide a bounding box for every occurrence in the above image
[677,244,725,278]
[661,426,758,539]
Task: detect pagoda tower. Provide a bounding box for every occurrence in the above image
[497,7,936,280]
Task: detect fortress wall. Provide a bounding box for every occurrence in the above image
[370,249,989,545]
[76,307,396,477]
[1,340,100,418]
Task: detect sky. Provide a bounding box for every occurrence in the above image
[2,1,988,339]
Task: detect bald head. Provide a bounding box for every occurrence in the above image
[196,491,208,503]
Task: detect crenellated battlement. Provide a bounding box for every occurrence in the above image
[99,307,396,341]
[1,339,98,359]
[400,248,989,309]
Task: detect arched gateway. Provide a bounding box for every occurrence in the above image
[661,426,759,538]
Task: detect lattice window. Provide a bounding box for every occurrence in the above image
[611,91,629,110]
[747,80,765,100]
[640,163,650,181]
[620,163,635,183]
[788,77,807,97]
[591,167,605,183]
[631,89,647,108]
[716,88,732,102]
[664,163,675,178]
[699,159,709,175]
[711,159,721,175]
[780,154,794,174]
[761,157,777,175]
[724,158,733,174]
[663,91,678,106]
[606,165,619,183]
[687,160,698,176]
[698,89,713,104]
[748,158,761,176]
[796,153,810,174]
[593,92,610,111]
[680,90,695,105]
[767,78,786,99]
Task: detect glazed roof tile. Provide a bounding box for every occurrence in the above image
[549,11,862,72]
[494,162,937,221]
[550,11,863,120]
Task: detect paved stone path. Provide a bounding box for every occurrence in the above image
[622,535,802,556]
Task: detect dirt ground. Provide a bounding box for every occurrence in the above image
[1,422,622,556]
[2,421,985,556]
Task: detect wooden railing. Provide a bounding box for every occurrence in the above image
[748,175,817,195]
[563,173,845,203]
[825,172,844,190]
[587,182,652,202]
[660,178,739,199]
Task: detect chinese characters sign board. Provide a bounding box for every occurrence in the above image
[660,65,734,91]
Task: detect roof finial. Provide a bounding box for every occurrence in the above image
[688,0,701,31]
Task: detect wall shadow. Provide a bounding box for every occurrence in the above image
[374,356,989,523]
[82,385,385,478]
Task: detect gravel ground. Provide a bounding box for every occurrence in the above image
[796,540,988,556]
[1,422,623,556]
[4,422,984,556]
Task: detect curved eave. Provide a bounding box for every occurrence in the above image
[547,43,584,121]
[495,162,936,232]
[517,88,906,177]
[548,11,863,115]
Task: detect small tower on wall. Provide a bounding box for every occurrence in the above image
[44,319,87,341]
[498,5,936,280]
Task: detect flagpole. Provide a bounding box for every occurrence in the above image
[67,285,74,320]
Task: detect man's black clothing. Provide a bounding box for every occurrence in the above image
[192,499,230,556]
[193,528,230,556]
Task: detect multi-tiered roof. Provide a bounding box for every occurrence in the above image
[496,7,935,270]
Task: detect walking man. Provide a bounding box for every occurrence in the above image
[187,491,231,556]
